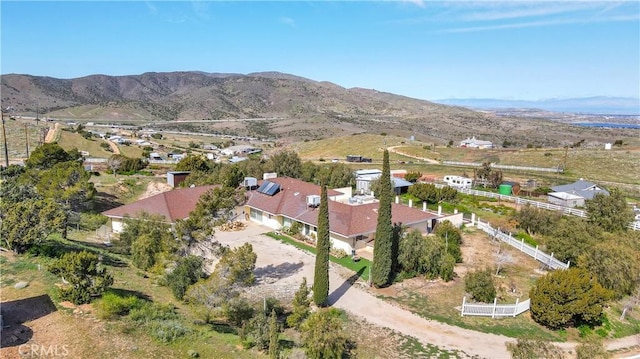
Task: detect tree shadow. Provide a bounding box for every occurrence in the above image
[209,321,237,334]
[0,294,56,348]
[279,338,295,350]
[328,267,366,305]
[254,261,304,283]
[92,191,123,213]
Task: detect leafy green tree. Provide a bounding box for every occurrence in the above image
[529,268,612,329]
[0,176,41,213]
[225,297,255,328]
[545,217,601,265]
[408,183,439,204]
[166,255,205,300]
[34,161,96,211]
[404,171,421,183]
[49,250,113,304]
[248,309,271,350]
[25,143,81,170]
[287,277,311,329]
[175,154,211,172]
[219,164,245,188]
[301,308,350,359]
[131,234,164,271]
[313,184,330,307]
[398,230,427,275]
[372,149,394,288]
[118,212,174,254]
[216,243,257,286]
[577,238,640,299]
[300,161,318,183]
[506,338,565,359]
[464,268,496,303]
[513,204,562,236]
[475,162,502,188]
[1,198,66,253]
[586,188,634,232]
[435,220,463,263]
[439,253,456,282]
[268,309,280,359]
[422,235,446,279]
[268,150,302,178]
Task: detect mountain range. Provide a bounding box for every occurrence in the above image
[1,71,634,146]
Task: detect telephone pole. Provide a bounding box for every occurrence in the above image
[1,108,9,168]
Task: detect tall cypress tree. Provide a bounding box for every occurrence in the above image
[313,184,330,306]
[372,149,394,287]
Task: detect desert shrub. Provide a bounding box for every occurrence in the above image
[129,302,178,323]
[96,292,144,319]
[464,268,496,303]
[148,320,191,343]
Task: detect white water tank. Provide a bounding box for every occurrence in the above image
[306,195,321,207]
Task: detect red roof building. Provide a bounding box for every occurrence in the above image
[102,185,217,232]
[244,177,438,253]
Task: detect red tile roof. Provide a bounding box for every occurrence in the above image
[246,177,436,238]
[102,185,217,222]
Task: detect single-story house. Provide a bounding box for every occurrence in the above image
[102,185,216,233]
[244,177,438,253]
[548,179,609,207]
[355,169,413,195]
[459,136,494,149]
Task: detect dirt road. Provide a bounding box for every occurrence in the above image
[215,221,640,358]
[43,123,60,143]
[387,145,440,164]
[215,222,514,358]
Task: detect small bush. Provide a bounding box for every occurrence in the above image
[464,268,496,303]
[149,320,190,343]
[80,213,108,231]
[96,292,144,320]
[129,302,178,322]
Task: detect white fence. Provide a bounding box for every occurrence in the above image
[476,218,570,270]
[461,297,530,317]
[442,161,563,173]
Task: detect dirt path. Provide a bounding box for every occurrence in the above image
[216,222,511,358]
[106,140,120,155]
[138,180,172,200]
[43,123,60,143]
[387,145,440,164]
[215,222,640,359]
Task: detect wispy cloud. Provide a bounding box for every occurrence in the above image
[390,1,640,33]
[145,1,158,16]
[400,0,426,8]
[280,16,296,28]
[191,1,210,21]
[440,13,640,33]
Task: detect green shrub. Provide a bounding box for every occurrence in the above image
[80,212,108,231]
[464,268,496,303]
[96,292,144,320]
[149,320,190,343]
[129,302,178,322]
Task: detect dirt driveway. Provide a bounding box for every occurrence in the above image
[215,221,514,359]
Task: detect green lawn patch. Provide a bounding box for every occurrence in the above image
[266,232,370,281]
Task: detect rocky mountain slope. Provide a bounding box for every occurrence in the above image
[1,71,631,146]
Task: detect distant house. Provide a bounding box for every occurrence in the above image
[244,177,437,253]
[354,169,414,195]
[102,185,216,233]
[547,179,609,207]
[459,136,493,149]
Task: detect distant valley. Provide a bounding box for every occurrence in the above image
[2,72,638,147]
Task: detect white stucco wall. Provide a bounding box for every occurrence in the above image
[111,218,124,233]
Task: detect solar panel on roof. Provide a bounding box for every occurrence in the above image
[257,181,281,196]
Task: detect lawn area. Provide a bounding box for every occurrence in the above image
[57,129,114,157]
[266,232,371,281]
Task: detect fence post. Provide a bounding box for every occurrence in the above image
[566,260,570,269]
[514,298,519,317]
[534,245,539,260]
[395,196,399,204]
[491,297,498,318]
[520,238,524,251]
[461,296,466,317]
[471,213,476,226]
[409,199,413,208]
[423,202,427,211]
[438,205,442,215]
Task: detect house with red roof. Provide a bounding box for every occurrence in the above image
[244,177,439,254]
[102,185,217,233]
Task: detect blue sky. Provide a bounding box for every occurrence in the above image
[1,1,639,101]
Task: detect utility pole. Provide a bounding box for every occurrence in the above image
[1,108,9,168]
[24,123,30,158]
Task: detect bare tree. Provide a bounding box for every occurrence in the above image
[106,155,122,178]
